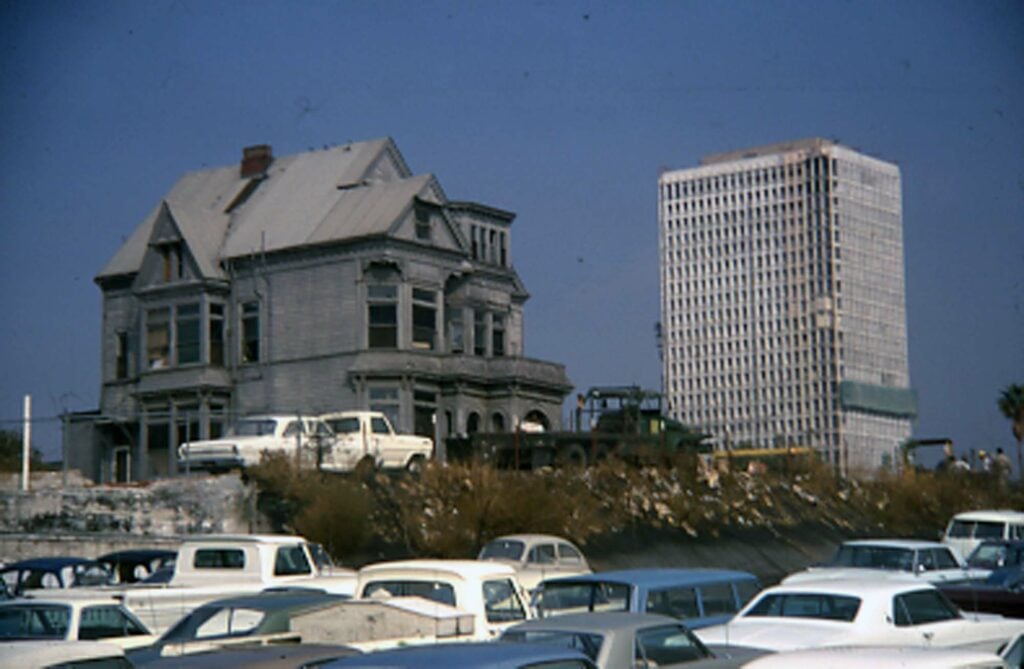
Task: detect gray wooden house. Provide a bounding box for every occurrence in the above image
[70,138,571,482]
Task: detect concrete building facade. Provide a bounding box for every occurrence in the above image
[71,138,571,483]
[658,138,915,475]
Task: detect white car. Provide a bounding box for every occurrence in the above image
[943,510,1024,562]
[696,577,1024,653]
[0,640,131,669]
[477,534,591,593]
[740,645,1009,669]
[355,559,532,640]
[178,414,334,471]
[783,539,986,585]
[0,597,156,649]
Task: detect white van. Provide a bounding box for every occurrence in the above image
[942,509,1024,560]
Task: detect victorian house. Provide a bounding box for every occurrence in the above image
[70,138,571,482]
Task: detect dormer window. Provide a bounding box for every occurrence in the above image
[158,242,184,282]
[415,205,432,242]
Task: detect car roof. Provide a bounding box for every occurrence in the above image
[0,595,125,607]
[486,534,579,545]
[507,611,683,634]
[950,510,1024,523]
[180,533,307,544]
[757,577,936,597]
[198,590,345,612]
[842,539,948,549]
[321,641,592,668]
[0,557,97,570]
[358,559,518,580]
[137,643,360,669]
[97,549,176,561]
[542,568,757,589]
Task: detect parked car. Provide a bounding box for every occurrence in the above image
[0,640,132,669]
[966,541,1024,572]
[783,539,984,584]
[739,645,1010,669]
[355,559,531,640]
[939,566,1024,618]
[0,597,155,649]
[177,414,334,471]
[97,549,177,585]
[316,640,596,668]
[943,510,1024,562]
[127,590,348,664]
[696,577,1024,653]
[532,568,761,630]
[0,558,111,596]
[317,411,433,473]
[478,534,591,593]
[502,611,766,668]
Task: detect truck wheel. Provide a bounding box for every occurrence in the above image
[405,455,426,475]
[556,444,587,468]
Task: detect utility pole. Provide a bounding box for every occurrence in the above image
[21,395,31,492]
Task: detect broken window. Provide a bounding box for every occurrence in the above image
[368,285,397,349]
[176,303,200,365]
[473,310,487,356]
[241,301,260,363]
[492,313,506,357]
[412,288,436,350]
[115,331,129,379]
[209,303,224,366]
[146,308,170,369]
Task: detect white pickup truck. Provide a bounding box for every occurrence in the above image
[178,414,332,472]
[41,534,357,635]
[318,411,433,473]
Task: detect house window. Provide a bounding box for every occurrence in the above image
[115,331,129,379]
[176,303,201,365]
[415,206,432,241]
[412,288,436,350]
[241,301,260,363]
[369,386,400,428]
[146,308,170,370]
[447,308,464,354]
[492,314,505,357]
[158,242,184,282]
[209,303,224,366]
[368,285,398,349]
[473,310,487,356]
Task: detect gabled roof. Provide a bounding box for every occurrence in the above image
[96,138,449,283]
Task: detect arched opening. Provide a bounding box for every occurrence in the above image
[490,412,506,432]
[521,409,550,432]
[467,412,481,434]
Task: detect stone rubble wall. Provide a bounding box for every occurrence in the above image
[0,471,255,563]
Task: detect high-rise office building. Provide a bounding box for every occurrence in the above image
[658,139,915,475]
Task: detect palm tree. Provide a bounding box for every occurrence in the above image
[997,384,1024,481]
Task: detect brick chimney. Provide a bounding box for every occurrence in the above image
[240,144,273,178]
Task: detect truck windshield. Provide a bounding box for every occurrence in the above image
[232,419,277,437]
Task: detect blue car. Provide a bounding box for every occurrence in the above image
[318,641,596,668]
[532,568,761,629]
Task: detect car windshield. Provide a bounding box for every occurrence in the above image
[968,543,1008,568]
[232,419,277,437]
[948,520,1004,539]
[502,630,604,661]
[829,545,915,571]
[480,539,525,561]
[362,580,457,607]
[636,624,712,665]
[745,593,861,621]
[534,581,631,616]
[0,604,70,640]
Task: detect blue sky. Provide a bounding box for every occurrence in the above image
[1,1,1021,466]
